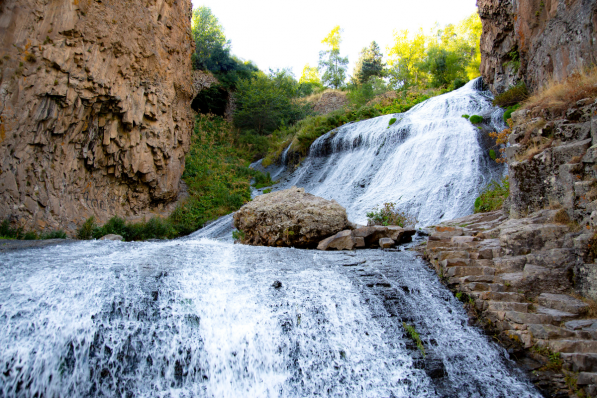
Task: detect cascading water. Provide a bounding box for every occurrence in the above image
[0,239,540,397]
[0,80,540,397]
[258,78,505,227]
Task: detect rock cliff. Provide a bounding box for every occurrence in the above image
[478,0,597,93]
[0,0,194,233]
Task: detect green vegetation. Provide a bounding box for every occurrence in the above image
[388,117,397,127]
[232,229,245,242]
[77,216,177,241]
[502,103,521,123]
[262,188,273,194]
[461,114,470,119]
[352,41,384,85]
[318,26,349,89]
[0,219,67,241]
[474,177,510,213]
[402,323,426,357]
[468,115,483,124]
[492,83,529,108]
[366,202,417,227]
[253,172,276,189]
[489,149,497,160]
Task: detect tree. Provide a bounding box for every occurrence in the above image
[319,26,349,89]
[418,46,468,87]
[234,70,311,135]
[387,28,427,89]
[299,64,321,85]
[191,7,228,71]
[353,41,384,85]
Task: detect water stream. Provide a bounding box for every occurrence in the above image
[0,239,540,397]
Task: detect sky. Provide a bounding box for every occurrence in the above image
[190,0,478,79]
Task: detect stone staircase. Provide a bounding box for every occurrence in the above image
[422,209,597,397]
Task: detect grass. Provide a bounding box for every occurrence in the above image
[0,219,67,241]
[77,215,177,241]
[469,115,483,124]
[474,177,510,213]
[523,67,597,117]
[402,323,426,357]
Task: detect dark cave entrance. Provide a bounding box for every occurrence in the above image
[191,85,229,117]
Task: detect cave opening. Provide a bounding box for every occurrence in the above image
[191,85,229,117]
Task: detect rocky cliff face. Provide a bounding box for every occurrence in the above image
[478,0,597,93]
[0,0,194,233]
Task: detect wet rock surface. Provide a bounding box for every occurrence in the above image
[0,0,195,233]
[233,187,350,248]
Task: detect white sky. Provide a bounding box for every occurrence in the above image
[190,0,478,79]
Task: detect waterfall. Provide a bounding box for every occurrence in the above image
[262,78,505,227]
[0,239,540,397]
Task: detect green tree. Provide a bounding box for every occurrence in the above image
[418,46,468,88]
[387,28,428,89]
[353,41,384,85]
[319,26,349,89]
[234,69,311,135]
[191,6,228,71]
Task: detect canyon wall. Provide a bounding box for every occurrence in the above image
[478,0,597,94]
[0,0,194,233]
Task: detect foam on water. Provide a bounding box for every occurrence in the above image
[0,238,540,397]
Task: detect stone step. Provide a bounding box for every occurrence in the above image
[441,258,471,268]
[472,259,495,268]
[527,324,576,340]
[577,372,597,386]
[484,301,530,312]
[464,282,506,292]
[493,255,527,273]
[505,311,555,326]
[475,291,525,302]
[562,353,597,372]
[546,340,597,354]
[565,319,597,331]
[496,272,524,286]
[446,266,495,278]
[438,250,470,261]
[536,305,579,322]
[537,293,589,315]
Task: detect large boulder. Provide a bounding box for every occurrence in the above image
[233,187,350,248]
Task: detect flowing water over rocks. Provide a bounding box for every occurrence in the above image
[0,237,541,397]
[255,78,506,227]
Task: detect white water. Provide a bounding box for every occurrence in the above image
[257,78,505,226]
[0,239,540,397]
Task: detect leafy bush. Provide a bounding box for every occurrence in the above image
[388,117,397,127]
[468,115,483,124]
[461,114,470,119]
[502,103,521,122]
[474,177,510,213]
[232,229,245,242]
[77,217,97,240]
[40,230,67,239]
[489,149,497,160]
[492,83,529,107]
[0,219,24,239]
[366,202,417,227]
[263,188,273,194]
[23,231,38,240]
[253,171,275,189]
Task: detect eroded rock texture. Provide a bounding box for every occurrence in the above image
[0,0,194,232]
[478,0,597,93]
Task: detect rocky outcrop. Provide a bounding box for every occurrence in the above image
[312,90,349,114]
[423,210,596,397]
[0,0,194,233]
[317,226,416,251]
[478,0,597,93]
[233,187,350,248]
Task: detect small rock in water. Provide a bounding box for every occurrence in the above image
[272,280,282,289]
[100,234,124,241]
[379,238,396,249]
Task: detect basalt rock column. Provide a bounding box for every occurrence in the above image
[0,0,195,232]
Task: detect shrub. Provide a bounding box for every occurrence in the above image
[502,104,521,122]
[469,115,483,124]
[23,231,38,240]
[388,117,397,128]
[77,217,97,240]
[263,188,272,194]
[474,177,510,213]
[0,219,24,239]
[366,202,417,227]
[492,83,529,107]
[253,171,275,189]
[461,114,470,119]
[232,229,245,242]
[489,149,497,160]
[25,53,36,63]
[40,230,67,239]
